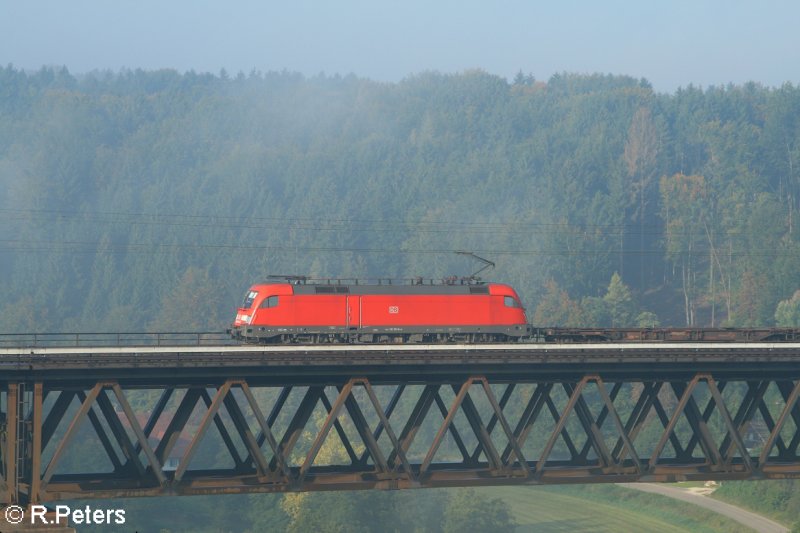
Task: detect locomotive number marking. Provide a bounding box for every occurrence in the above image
[388,306,399,314]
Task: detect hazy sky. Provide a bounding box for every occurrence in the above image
[2,0,798,92]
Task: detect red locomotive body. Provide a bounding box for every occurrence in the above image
[230,279,529,343]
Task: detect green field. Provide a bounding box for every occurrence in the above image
[480,485,753,533]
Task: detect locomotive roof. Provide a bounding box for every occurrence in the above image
[255,278,517,296]
[292,283,492,295]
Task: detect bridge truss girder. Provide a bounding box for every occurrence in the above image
[2,373,800,504]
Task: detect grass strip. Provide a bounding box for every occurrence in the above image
[480,484,753,532]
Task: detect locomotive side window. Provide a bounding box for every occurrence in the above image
[504,296,521,308]
[260,295,279,308]
[243,291,258,309]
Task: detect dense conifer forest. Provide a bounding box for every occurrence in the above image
[3,65,800,530]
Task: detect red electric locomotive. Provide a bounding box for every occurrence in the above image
[230,277,529,343]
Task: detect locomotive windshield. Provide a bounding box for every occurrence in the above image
[242,290,258,309]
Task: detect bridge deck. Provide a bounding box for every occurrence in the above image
[3,342,800,365]
[1,342,799,385]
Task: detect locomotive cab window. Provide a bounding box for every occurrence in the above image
[260,295,279,308]
[504,296,521,308]
[242,291,258,309]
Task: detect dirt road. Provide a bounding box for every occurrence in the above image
[619,483,789,533]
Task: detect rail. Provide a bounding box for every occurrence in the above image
[0,325,800,348]
[0,331,234,348]
[5,326,800,348]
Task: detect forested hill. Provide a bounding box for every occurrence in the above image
[2,66,800,332]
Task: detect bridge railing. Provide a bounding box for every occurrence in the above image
[0,331,234,348]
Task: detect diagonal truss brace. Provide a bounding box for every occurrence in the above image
[3,374,800,503]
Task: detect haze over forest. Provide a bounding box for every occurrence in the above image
[2,66,800,333]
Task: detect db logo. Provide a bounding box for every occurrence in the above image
[388,306,399,314]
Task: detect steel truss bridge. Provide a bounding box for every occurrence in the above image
[2,336,800,506]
